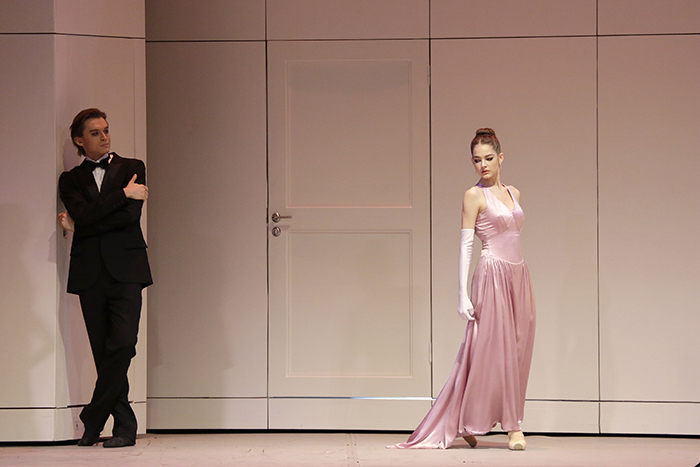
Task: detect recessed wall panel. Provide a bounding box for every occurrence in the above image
[599,0,700,35]
[146,0,264,41]
[0,0,54,32]
[431,0,596,38]
[599,35,700,402]
[55,0,144,37]
[267,0,429,40]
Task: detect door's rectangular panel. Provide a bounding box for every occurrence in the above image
[287,232,411,377]
[287,60,413,207]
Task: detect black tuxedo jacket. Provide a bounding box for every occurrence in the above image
[59,153,152,294]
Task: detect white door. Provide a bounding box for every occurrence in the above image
[267,40,432,429]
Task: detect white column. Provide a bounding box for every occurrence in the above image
[0,0,146,442]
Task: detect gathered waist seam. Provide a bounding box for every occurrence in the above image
[479,253,525,265]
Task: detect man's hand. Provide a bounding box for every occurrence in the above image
[58,211,75,232]
[124,174,149,200]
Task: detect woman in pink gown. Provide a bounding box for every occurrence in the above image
[390,128,536,451]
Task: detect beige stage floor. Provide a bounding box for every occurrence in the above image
[1,432,699,467]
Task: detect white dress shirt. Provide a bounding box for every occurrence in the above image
[90,153,113,191]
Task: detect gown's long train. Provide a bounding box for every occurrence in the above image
[391,185,536,449]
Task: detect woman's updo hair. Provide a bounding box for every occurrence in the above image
[470,128,501,155]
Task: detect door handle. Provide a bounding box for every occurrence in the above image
[271,212,292,223]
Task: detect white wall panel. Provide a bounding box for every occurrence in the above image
[55,0,144,37]
[431,37,598,404]
[54,35,140,156]
[599,35,700,403]
[524,401,599,434]
[267,0,429,40]
[269,398,432,430]
[1,0,144,37]
[1,9,146,439]
[132,37,149,406]
[0,34,59,410]
[54,33,148,431]
[148,398,267,430]
[0,409,57,442]
[0,0,54,32]
[599,0,700,35]
[146,0,264,41]
[125,0,700,436]
[146,42,268,406]
[431,0,596,38]
[54,35,144,411]
[601,402,700,435]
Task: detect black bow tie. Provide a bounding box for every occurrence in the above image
[86,158,110,170]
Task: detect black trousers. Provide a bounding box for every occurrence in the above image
[78,264,143,441]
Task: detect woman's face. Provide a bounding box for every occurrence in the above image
[74,117,110,160]
[471,143,502,181]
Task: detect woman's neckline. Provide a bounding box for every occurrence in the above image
[477,182,515,212]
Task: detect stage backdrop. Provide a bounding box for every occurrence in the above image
[144,0,700,435]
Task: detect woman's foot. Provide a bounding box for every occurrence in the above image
[463,435,477,447]
[508,431,526,451]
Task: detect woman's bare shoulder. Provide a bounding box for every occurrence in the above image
[464,185,483,199]
[463,186,486,208]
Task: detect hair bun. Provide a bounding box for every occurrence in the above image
[475,128,496,137]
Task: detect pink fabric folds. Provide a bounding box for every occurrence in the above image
[390,185,536,449]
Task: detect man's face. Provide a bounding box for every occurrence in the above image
[74,117,110,161]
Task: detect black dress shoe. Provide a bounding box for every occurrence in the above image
[103,436,135,448]
[77,432,100,446]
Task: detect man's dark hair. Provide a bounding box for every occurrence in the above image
[70,108,107,156]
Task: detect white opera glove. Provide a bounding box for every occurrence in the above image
[458,228,475,321]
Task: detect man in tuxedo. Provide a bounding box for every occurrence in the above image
[58,108,152,448]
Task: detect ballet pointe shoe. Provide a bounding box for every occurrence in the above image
[462,435,477,447]
[508,431,526,451]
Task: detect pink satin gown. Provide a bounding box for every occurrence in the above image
[390,185,536,449]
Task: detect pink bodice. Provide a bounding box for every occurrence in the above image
[475,184,525,264]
